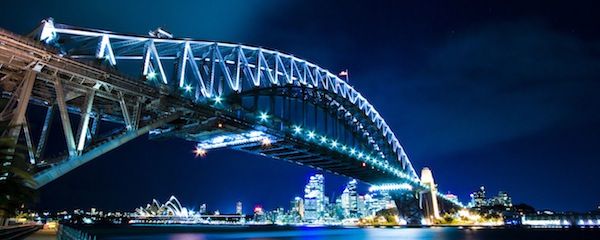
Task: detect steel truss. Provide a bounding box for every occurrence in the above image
[0,18,462,212]
[0,27,179,187]
[34,19,418,180]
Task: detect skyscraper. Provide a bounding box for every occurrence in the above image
[304,174,325,222]
[199,204,207,214]
[470,186,487,209]
[341,179,358,218]
[357,195,366,217]
[490,191,512,209]
[364,192,394,217]
[236,201,243,215]
[290,196,304,219]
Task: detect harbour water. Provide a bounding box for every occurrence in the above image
[66,225,600,240]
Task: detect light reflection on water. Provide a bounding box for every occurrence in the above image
[168,233,207,240]
[107,227,600,240]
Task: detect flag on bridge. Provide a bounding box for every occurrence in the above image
[339,69,349,82]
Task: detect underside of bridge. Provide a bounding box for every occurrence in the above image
[0,19,462,224]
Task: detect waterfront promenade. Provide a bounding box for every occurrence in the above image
[25,228,57,240]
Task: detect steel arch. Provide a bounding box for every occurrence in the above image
[36,19,418,180]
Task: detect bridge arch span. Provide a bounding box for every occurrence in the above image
[0,18,465,224]
[33,19,418,182]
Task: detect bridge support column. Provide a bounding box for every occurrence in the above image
[87,115,99,144]
[54,77,77,157]
[390,190,423,225]
[0,70,36,185]
[35,105,54,160]
[76,89,95,152]
[6,70,36,140]
[22,118,36,164]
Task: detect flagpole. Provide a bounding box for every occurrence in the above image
[339,69,349,84]
[345,69,349,83]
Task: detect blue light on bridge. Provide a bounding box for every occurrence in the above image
[258,112,269,122]
[293,126,302,134]
[288,125,424,186]
[369,183,413,192]
[214,96,223,104]
[146,71,157,80]
[183,84,193,92]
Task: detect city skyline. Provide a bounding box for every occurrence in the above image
[32,171,519,218]
[1,0,599,214]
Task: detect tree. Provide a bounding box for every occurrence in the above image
[0,122,35,225]
[513,203,536,214]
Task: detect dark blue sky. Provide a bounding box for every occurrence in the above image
[2,0,599,213]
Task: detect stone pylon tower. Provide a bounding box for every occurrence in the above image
[420,167,440,222]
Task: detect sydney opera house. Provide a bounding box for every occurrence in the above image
[135,196,193,218]
[131,196,246,224]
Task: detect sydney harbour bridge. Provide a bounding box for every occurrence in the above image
[0,19,462,224]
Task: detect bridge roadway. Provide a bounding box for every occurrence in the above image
[0,20,463,222]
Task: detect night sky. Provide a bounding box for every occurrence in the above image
[1,0,599,213]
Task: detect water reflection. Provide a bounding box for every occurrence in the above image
[169,233,208,240]
[107,227,600,240]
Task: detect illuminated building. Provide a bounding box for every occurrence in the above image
[365,191,395,216]
[304,174,325,222]
[134,196,191,217]
[341,179,358,218]
[236,201,243,215]
[290,197,305,219]
[470,186,487,209]
[490,191,513,209]
[469,187,512,211]
[199,204,206,214]
[357,195,367,217]
[444,193,459,202]
[253,206,265,222]
[521,213,600,227]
